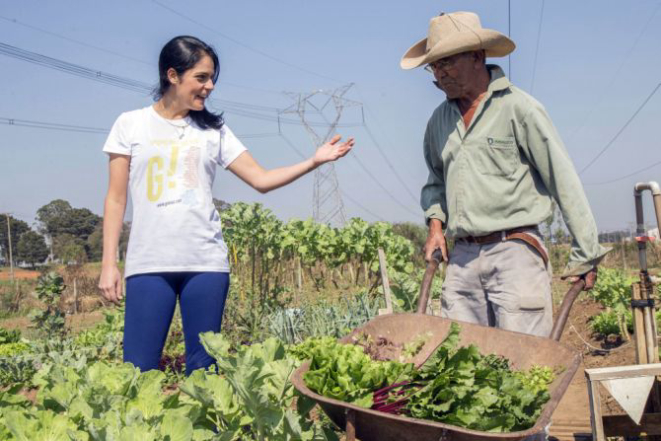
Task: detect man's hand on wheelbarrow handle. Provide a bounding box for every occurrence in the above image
[417,249,444,314]
[428,249,443,263]
[563,267,598,291]
[424,219,447,263]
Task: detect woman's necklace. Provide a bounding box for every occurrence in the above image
[170,122,189,139]
[154,104,190,139]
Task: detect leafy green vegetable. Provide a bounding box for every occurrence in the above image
[590,309,629,337]
[0,328,21,345]
[400,332,431,361]
[403,324,551,432]
[0,342,30,358]
[298,323,555,433]
[29,273,67,338]
[515,365,557,395]
[181,332,338,441]
[0,360,209,441]
[0,342,36,387]
[291,336,414,408]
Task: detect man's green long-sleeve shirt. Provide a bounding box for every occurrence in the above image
[421,65,609,277]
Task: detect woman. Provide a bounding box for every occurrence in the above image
[98,36,354,375]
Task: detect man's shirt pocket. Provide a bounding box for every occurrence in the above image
[474,136,520,177]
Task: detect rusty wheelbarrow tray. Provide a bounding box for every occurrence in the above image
[291,254,585,441]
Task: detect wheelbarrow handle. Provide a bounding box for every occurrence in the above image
[416,249,443,314]
[549,279,586,341]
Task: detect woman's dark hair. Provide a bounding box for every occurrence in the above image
[155,36,224,130]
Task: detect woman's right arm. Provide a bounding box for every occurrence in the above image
[98,154,130,305]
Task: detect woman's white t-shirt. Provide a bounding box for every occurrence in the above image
[102,106,247,278]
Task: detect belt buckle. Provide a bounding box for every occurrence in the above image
[501,230,506,242]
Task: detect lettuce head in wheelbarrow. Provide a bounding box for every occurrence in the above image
[291,323,559,433]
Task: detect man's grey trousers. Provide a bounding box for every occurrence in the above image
[440,229,553,338]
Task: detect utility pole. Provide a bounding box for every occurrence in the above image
[5,213,14,283]
[508,0,511,81]
[280,84,361,226]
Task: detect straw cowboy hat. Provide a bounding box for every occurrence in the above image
[401,12,515,70]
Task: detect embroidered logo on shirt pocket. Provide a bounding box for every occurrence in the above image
[477,136,519,177]
[487,136,515,147]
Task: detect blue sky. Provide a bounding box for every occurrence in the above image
[1,0,660,232]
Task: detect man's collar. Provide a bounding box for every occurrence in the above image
[486,64,511,92]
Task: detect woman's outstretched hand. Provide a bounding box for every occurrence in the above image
[313,134,355,166]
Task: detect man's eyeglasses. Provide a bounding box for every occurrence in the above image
[424,53,467,73]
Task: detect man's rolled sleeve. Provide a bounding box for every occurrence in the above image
[421,123,447,226]
[518,102,610,277]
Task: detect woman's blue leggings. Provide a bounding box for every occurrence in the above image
[123,272,230,376]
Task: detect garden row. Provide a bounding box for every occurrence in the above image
[220,202,415,295]
[587,267,660,342]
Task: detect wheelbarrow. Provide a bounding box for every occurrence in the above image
[291,252,586,441]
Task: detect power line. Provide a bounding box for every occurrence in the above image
[361,124,419,204]
[278,133,307,160]
[578,82,661,175]
[353,86,420,203]
[0,41,278,111]
[151,0,344,84]
[566,3,661,144]
[530,0,545,94]
[584,158,661,186]
[508,0,511,80]
[0,42,361,128]
[340,189,387,222]
[0,116,279,140]
[238,132,281,139]
[0,117,108,134]
[0,14,286,96]
[0,42,151,93]
[0,15,151,67]
[349,152,421,218]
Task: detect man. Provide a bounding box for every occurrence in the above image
[401,12,609,337]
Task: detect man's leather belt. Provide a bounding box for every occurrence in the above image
[460,226,549,267]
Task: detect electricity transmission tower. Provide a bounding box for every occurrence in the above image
[280,84,361,226]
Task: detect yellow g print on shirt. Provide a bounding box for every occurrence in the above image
[147,145,180,202]
[147,156,164,202]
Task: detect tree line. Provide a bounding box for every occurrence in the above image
[1,199,129,268]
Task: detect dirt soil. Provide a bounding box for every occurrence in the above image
[354,333,403,361]
[0,310,105,335]
[548,278,641,440]
[0,268,40,281]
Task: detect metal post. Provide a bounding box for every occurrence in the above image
[377,248,393,314]
[621,236,627,270]
[73,278,78,314]
[5,213,14,284]
[632,182,661,420]
[634,188,649,272]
